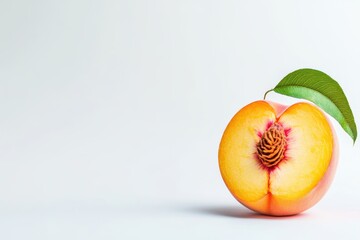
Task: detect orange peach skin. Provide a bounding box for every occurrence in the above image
[219,101,338,216]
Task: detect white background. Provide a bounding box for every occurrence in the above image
[1,0,360,239]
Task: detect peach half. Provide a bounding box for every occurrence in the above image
[218,100,338,216]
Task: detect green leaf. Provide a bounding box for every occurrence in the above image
[265,68,357,143]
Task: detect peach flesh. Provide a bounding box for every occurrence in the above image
[219,100,338,216]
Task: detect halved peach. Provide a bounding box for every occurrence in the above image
[218,100,338,216]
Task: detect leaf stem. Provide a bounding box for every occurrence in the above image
[263,89,274,100]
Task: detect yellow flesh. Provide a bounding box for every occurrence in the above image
[272,103,333,200]
[219,101,333,202]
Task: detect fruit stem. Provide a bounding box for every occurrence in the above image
[263,89,274,100]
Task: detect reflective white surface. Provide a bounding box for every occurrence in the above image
[0,0,360,239]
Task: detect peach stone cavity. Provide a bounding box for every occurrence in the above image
[256,122,287,169]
